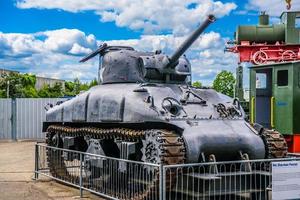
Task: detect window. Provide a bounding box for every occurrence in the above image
[296,16,300,28]
[277,70,288,86]
[256,73,267,89]
[281,13,287,24]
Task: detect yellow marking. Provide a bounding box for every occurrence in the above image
[251,97,255,124]
[271,97,275,128]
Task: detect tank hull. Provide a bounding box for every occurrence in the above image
[45,83,267,163]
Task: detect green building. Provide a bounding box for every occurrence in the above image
[249,61,300,152]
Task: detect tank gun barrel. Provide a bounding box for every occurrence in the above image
[168,15,216,68]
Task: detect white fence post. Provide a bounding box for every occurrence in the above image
[79,153,83,198]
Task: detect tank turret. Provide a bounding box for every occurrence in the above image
[80,15,216,84]
[139,14,216,82]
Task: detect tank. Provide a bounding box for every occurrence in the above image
[44,15,287,198]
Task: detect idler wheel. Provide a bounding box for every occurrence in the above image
[51,134,62,148]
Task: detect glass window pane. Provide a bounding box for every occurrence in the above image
[277,70,288,86]
[296,17,300,28]
[256,73,267,89]
[281,13,287,24]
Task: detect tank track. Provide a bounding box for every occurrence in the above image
[260,129,288,159]
[46,125,185,199]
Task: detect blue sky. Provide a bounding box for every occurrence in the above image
[0,1,250,39]
[0,0,298,85]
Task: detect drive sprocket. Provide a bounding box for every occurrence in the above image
[261,129,288,158]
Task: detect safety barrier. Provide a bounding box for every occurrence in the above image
[163,159,289,200]
[34,143,162,200]
[34,143,300,200]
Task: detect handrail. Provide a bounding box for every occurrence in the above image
[36,143,160,167]
[250,97,255,124]
[271,96,275,128]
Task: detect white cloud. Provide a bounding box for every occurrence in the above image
[41,29,97,55]
[0,29,97,57]
[0,29,98,81]
[100,32,221,52]
[245,0,300,16]
[0,33,43,57]
[0,28,237,85]
[16,0,237,34]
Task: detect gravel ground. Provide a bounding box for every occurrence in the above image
[0,141,104,200]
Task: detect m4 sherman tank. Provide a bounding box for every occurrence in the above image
[44,15,287,198]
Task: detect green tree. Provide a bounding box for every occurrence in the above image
[37,84,50,98]
[192,81,202,88]
[0,89,5,98]
[21,73,36,86]
[0,72,23,98]
[21,86,38,98]
[38,82,63,98]
[0,72,38,98]
[71,78,97,95]
[73,78,81,94]
[0,72,99,98]
[79,82,89,92]
[64,81,75,96]
[20,74,38,97]
[89,78,98,88]
[62,78,97,97]
[212,70,235,97]
[51,82,63,97]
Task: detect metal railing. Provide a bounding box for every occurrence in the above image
[34,143,162,200]
[162,156,300,200]
[34,143,300,200]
